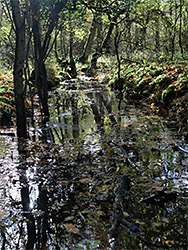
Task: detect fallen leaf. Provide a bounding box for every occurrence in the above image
[64,216,74,222]
[123,211,130,217]
[161,217,169,223]
[63,223,79,234]
[79,178,93,183]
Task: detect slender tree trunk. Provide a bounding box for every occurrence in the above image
[90,16,102,71]
[140,12,150,51]
[10,0,27,138]
[31,0,49,118]
[102,15,118,53]
[79,15,97,63]
[155,4,160,53]
[179,0,184,58]
[69,28,77,78]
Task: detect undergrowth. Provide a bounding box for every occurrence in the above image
[109,61,188,124]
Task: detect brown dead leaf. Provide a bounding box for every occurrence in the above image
[63,223,79,234]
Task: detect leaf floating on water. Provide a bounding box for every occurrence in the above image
[161,217,169,223]
[64,216,74,222]
[79,177,93,184]
[56,202,66,207]
[63,223,79,234]
[123,211,130,217]
[152,222,162,228]
[58,180,68,186]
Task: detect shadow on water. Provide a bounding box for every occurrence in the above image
[0,75,187,249]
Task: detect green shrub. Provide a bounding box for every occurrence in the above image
[0,74,14,124]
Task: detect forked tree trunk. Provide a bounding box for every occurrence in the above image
[10,0,27,138]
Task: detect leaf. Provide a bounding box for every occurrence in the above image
[151,103,155,109]
[64,216,74,222]
[63,223,79,234]
[79,177,93,183]
[161,217,169,223]
[123,211,130,217]
[58,180,68,186]
[34,16,39,21]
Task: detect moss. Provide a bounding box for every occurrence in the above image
[149,74,171,88]
[123,64,140,80]
[109,76,124,90]
[179,66,188,77]
[135,78,149,91]
[177,76,188,85]
[149,68,164,77]
[161,85,176,105]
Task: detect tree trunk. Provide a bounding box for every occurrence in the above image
[10,0,27,138]
[31,0,49,119]
[69,28,77,78]
[102,15,118,53]
[179,0,184,58]
[79,15,97,63]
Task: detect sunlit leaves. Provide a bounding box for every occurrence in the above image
[0,72,14,122]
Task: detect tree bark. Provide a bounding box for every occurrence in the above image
[179,0,184,58]
[10,0,27,138]
[31,0,49,118]
[79,15,97,63]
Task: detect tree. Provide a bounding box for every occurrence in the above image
[79,13,99,63]
[30,0,49,119]
[10,0,27,138]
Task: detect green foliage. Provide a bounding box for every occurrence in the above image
[161,84,176,105]
[149,74,171,87]
[0,73,14,124]
[149,67,164,77]
[108,61,188,123]
[109,76,124,90]
[46,65,62,89]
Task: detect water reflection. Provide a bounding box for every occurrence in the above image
[0,77,187,249]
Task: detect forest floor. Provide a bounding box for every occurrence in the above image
[109,61,188,131]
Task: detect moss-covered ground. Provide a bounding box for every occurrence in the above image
[109,62,188,125]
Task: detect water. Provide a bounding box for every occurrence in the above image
[0,76,187,249]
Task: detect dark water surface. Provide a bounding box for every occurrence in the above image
[0,76,187,249]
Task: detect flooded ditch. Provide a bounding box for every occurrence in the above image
[0,75,187,249]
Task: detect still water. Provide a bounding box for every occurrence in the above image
[0,76,187,249]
